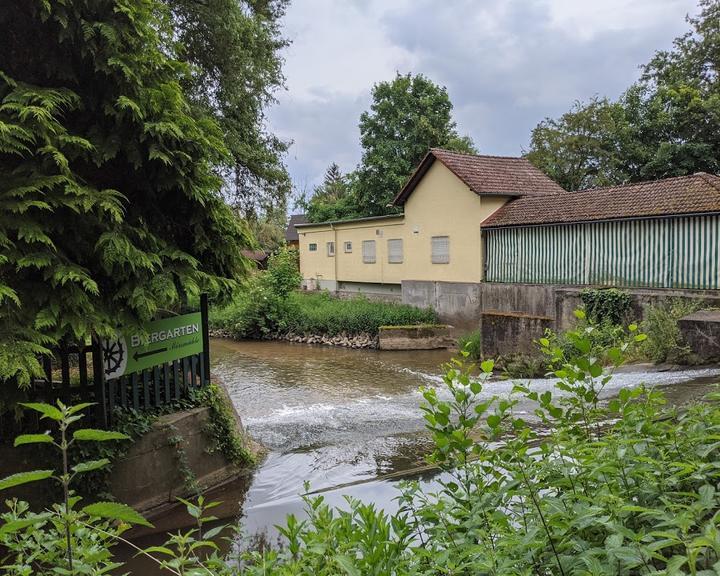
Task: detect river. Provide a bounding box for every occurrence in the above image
[123,338,720,569]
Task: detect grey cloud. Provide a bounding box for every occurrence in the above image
[269,0,696,191]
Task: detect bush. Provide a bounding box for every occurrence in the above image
[641,298,702,364]
[580,288,632,325]
[499,353,548,378]
[457,330,482,360]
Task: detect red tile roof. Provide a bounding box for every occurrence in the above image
[393,148,564,205]
[482,173,720,228]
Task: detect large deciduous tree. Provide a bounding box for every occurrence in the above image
[0,0,253,385]
[526,0,720,190]
[355,73,476,217]
[167,0,292,221]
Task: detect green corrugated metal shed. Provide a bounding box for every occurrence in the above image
[485,214,720,289]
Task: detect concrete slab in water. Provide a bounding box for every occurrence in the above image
[679,309,720,363]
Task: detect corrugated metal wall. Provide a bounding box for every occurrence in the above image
[485,214,720,289]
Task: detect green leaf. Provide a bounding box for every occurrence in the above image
[82,502,153,527]
[480,359,494,374]
[14,433,54,447]
[19,402,62,421]
[0,470,54,491]
[335,555,361,576]
[0,513,52,535]
[67,402,95,415]
[73,429,130,442]
[72,459,110,474]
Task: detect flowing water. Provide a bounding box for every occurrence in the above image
[122,338,720,570]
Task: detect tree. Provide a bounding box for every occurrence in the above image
[355,73,476,216]
[298,163,362,223]
[167,0,292,223]
[525,0,720,188]
[525,98,632,191]
[0,0,253,385]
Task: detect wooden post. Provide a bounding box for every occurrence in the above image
[91,337,108,427]
[200,293,211,384]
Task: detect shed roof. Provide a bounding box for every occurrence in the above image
[285,213,308,242]
[392,148,564,205]
[482,173,720,228]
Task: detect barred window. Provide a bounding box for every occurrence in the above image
[327,241,335,256]
[344,241,353,253]
[362,240,376,264]
[387,239,403,263]
[309,243,317,252]
[431,236,449,264]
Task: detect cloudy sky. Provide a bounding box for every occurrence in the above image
[267,0,698,196]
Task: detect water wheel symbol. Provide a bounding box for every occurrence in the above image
[102,338,125,377]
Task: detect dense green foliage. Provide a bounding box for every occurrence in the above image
[580,288,632,325]
[0,0,253,387]
[457,329,482,361]
[526,0,720,190]
[641,299,703,364]
[167,0,291,221]
[4,322,720,574]
[297,163,362,224]
[300,73,476,222]
[212,289,438,338]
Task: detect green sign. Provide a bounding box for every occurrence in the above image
[101,312,204,379]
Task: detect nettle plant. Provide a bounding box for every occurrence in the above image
[400,316,720,575]
[0,402,230,576]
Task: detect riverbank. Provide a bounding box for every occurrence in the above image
[210,327,379,348]
[210,290,438,343]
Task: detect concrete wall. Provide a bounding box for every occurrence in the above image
[378,325,454,350]
[297,162,512,289]
[402,280,482,328]
[110,407,246,513]
[402,279,720,355]
[679,310,720,363]
[481,311,553,357]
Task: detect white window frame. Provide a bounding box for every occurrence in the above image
[344,241,353,253]
[309,243,317,252]
[431,236,450,264]
[327,241,335,257]
[387,238,403,264]
[362,240,376,264]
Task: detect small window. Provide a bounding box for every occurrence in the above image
[387,239,403,264]
[327,241,335,256]
[362,240,376,264]
[431,236,449,264]
[344,241,353,253]
[309,243,317,252]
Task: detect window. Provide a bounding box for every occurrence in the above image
[344,241,353,253]
[327,241,335,256]
[387,238,403,263]
[362,240,376,263]
[309,243,317,252]
[431,236,450,264]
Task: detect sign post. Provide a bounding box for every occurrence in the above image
[101,311,204,380]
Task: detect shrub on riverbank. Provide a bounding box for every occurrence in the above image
[212,290,438,338]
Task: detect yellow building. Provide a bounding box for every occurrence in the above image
[295,148,563,297]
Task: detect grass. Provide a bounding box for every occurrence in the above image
[211,291,438,338]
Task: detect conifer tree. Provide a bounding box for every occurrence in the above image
[0,0,252,385]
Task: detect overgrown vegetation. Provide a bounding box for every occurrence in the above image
[4,319,720,574]
[214,291,438,338]
[457,330,482,361]
[580,288,632,325]
[211,253,437,338]
[640,298,704,364]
